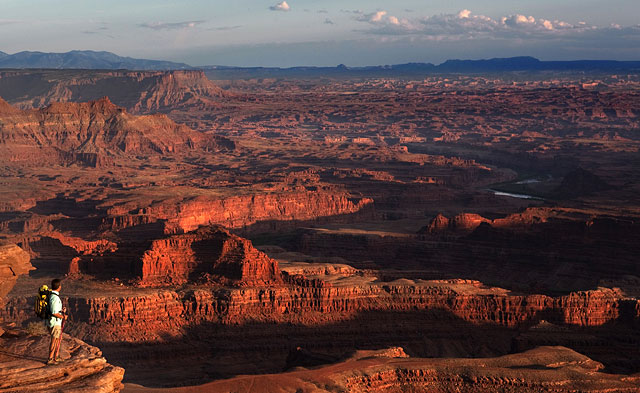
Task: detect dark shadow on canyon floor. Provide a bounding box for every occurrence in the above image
[93,307,640,388]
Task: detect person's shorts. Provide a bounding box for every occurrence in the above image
[48,325,61,339]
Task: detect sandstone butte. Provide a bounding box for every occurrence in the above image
[136,226,281,286]
[0,241,125,392]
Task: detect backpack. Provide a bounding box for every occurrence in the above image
[34,285,53,319]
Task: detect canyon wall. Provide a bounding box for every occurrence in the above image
[1,278,629,343]
[4,274,636,383]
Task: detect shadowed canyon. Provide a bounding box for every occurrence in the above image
[0,68,639,392]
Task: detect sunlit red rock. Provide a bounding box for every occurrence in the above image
[139,226,281,286]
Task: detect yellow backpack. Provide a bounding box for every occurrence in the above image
[34,284,52,319]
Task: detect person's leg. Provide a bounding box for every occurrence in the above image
[47,326,56,363]
[53,325,62,360]
[47,325,61,364]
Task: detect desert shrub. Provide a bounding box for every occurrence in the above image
[26,321,47,336]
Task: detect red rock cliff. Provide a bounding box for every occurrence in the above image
[103,191,373,234]
[1,280,623,343]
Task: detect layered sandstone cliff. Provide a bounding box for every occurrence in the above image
[0,97,219,166]
[30,225,283,285]
[2,276,630,342]
[102,191,373,234]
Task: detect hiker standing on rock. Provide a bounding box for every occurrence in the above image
[46,278,66,365]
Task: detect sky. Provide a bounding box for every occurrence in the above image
[1,0,639,66]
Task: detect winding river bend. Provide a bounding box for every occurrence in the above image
[487,189,543,200]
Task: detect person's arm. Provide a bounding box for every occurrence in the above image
[51,297,67,320]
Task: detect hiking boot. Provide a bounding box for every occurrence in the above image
[46,359,57,365]
[55,357,63,362]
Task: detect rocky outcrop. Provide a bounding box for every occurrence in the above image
[419,213,449,233]
[336,346,639,393]
[0,97,19,115]
[0,242,31,304]
[0,243,123,393]
[0,331,124,393]
[421,209,553,234]
[139,226,281,286]
[450,213,489,231]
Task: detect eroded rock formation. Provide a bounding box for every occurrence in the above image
[0,97,220,167]
[0,70,231,114]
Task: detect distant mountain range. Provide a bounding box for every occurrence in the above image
[203,57,640,79]
[0,50,639,75]
[0,50,192,70]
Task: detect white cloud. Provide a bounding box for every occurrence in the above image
[353,9,628,40]
[502,14,536,27]
[370,11,387,22]
[541,20,554,30]
[139,20,205,30]
[355,10,415,30]
[457,9,471,19]
[269,1,290,12]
